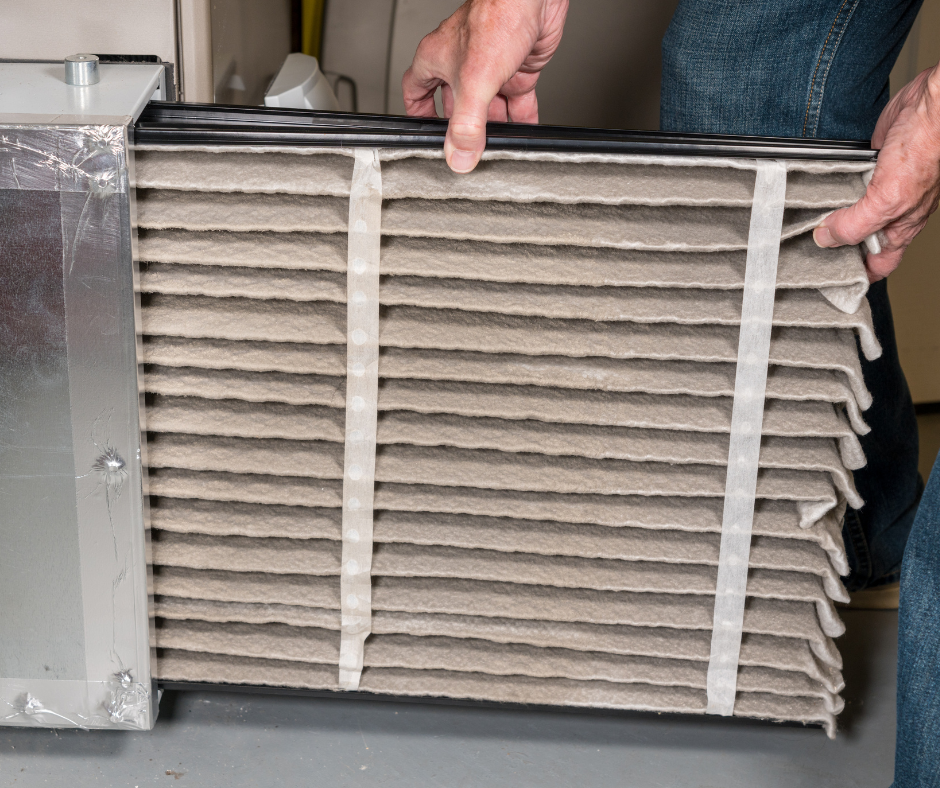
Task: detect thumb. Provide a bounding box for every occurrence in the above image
[813,190,886,248]
[444,78,499,173]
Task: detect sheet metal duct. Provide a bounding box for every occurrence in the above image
[0,60,164,730]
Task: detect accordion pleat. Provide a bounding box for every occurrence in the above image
[135,147,873,736]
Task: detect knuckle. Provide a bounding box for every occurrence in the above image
[448,118,487,140]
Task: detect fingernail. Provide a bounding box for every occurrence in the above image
[448,149,477,173]
[813,225,835,248]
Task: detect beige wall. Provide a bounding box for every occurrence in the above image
[0,0,177,68]
[508,0,678,130]
[211,0,292,104]
[321,0,397,114]
[179,0,213,102]
[888,0,940,404]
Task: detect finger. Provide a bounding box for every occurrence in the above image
[487,94,509,122]
[813,190,891,248]
[444,79,500,173]
[864,246,905,282]
[402,72,441,118]
[403,29,452,118]
[506,87,538,124]
[863,213,928,279]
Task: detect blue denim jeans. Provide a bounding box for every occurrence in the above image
[660,2,935,784]
[895,459,940,787]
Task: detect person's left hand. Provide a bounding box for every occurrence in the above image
[813,63,940,282]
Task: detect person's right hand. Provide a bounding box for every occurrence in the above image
[402,0,569,173]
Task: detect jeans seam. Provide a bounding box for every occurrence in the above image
[809,0,861,137]
[801,0,858,136]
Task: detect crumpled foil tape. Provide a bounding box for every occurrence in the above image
[338,149,382,690]
[706,160,788,716]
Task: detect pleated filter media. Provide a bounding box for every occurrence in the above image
[132,144,879,737]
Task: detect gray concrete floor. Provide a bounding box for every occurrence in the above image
[0,610,897,788]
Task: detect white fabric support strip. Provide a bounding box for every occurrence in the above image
[706,160,788,716]
[338,148,382,690]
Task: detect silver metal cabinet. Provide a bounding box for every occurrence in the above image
[0,60,162,730]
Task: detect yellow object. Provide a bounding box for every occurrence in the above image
[302,0,326,59]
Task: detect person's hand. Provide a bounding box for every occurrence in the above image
[402,0,569,173]
[814,63,940,282]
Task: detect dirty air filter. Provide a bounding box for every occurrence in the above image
[133,104,878,737]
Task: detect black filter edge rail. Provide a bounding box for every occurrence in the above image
[156,680,822,730]
[135,101,877,161]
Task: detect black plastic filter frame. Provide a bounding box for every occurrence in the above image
[135,101,877,161]
[157,681,819,730]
